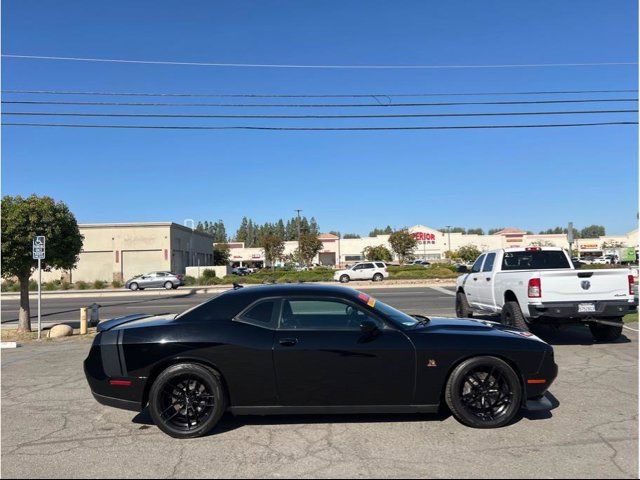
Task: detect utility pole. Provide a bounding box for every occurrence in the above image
[295,209,303,259]
[445,225,452,259]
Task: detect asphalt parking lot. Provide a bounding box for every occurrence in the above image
[1,287,638,478]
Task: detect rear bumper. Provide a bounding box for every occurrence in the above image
[528,300,636,320]
[92,392,142,412]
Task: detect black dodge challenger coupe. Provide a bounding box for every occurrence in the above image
[84,284,557,438]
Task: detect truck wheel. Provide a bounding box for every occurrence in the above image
[455,292,473,318]
[501,301,529,331]
[589,318,623,342]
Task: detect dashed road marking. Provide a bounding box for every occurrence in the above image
[429,286,456,296]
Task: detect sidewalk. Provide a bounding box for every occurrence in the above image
[1,279,457,300]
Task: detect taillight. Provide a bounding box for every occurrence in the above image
[109,379,132,387]
[528,278,542,298]
[629,275,635,295]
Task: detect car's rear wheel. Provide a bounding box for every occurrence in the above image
[339,275,350,283]
[501,301,529,331]
[129,282,139,291]
[149,363,226,439]
[445,356,522,428]
[164,281,173,290]
[589,317,623,342]
[373,273,383,282]
[455,292,473,318]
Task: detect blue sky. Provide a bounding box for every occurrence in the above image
[2,0,638,237]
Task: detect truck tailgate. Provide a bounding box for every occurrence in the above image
[539,269,632,302]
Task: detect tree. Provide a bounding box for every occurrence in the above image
[260,234,285,270]
[488,227,505,235]
[296,232,323,266]
[369,226,393,237]
[212,243,231,266]
[466,228,485,235]
[455,245,482,263]
[440,227,466,234]
[363,245,393,262]
[388,230,417,264]
[2,195,84,332]
[329,230,341,238]
[580,225,605,239]
[343,233,361,239]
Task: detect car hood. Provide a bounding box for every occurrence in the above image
[409,317,547,343]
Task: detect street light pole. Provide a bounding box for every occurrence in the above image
[445,225,452,259]
[294,209,302,265]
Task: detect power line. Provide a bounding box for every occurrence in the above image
[2,54,637,69]
[3,121,637,131]
[3,88,637,98]
[3,109,636,120]
[3,98,637,108]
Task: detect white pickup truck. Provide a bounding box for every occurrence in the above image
[455,247,637,341]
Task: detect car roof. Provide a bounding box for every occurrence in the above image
[223,283,362,299]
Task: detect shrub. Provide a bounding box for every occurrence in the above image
[28,279,38,291]
[198,269,219,285]
[43,280,61,291]
[1,279,17,292]
[183,275,197,286]
[93,280,107,289]
[60,281,72,290]
[75,281,89,290]
[111,280,123,289]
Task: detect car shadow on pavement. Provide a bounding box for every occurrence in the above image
[471,314,631,346]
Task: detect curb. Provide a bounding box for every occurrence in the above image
[1,280,457,300]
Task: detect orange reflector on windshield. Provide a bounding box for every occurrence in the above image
[527,379,547,385]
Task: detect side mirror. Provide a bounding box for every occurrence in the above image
[360,319,379,335]
[457,265,469,273]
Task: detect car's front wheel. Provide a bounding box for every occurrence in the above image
[129,282,139,291]
[445,356,522,428]
[149,363,227,439]
[455,292,473,318]
[339,275,350,283]
[589,317,623,342]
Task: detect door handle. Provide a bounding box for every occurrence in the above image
[486,277,491,281]
[473,277,478,281]
[279,338,298,347]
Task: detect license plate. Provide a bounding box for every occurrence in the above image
[578,303,596,313]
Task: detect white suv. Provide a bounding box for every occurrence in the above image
[334,262,389,283]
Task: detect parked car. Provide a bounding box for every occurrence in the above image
[591,257,611,265]
[85,284,557,438]
[412,260,431,266]
[333,261,389,283]
[232,267,251,276]
[125,272,184,291]
[455,247,637,341]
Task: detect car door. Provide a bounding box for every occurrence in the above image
[138,273,154,288]
[273,297,416,406]
[350,264,366,280]
[464,254,486,308]
[475,252,497,311]
[359,262,375,280]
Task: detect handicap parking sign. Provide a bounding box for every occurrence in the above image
[33,236,45,260]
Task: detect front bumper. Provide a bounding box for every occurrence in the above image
[528,300,636,320]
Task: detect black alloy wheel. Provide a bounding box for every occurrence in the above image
[445,356,521,428]
[149,364,226,439]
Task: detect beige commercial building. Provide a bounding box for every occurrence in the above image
[37,223,214,283]
[228,225,639,267]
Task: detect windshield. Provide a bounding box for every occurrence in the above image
[372,299,421,329]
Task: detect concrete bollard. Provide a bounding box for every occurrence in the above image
[80,307,88,335]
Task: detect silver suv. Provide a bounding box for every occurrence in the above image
[125,272,184,291]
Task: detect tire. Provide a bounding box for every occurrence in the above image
[129,282,139,291]
[445,356,522,429]
[339,275,350,283]
[589,317,623,342]
[373,273,383,282]
[501,301,529,331]
[148,363,227,439]
[455,292,473,318]
[164,281,174,290]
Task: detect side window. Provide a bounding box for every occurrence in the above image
[353,264,364,270]
[375,262,385,268]
[471,255,485,273]
[236,299,276,329]
[280,299,381,331]
[482,253,496,272]
[362,263,375,270]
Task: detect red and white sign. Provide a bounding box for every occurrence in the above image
[412,232,436,244]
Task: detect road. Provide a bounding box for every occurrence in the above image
[1,286,458,329]
[1,286,638,478]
